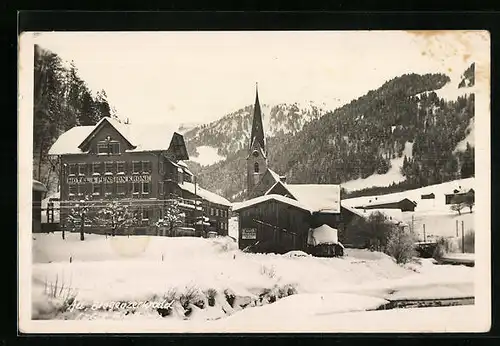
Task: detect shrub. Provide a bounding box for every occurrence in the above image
[260,264,277,278]
[385,228,418,264]
[224,288,236,307]
[179,285,203,315]
[205,288,217,307]
[433,237,458,260]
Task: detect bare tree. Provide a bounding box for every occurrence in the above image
[66,194,93,241]
[95,199,140,236]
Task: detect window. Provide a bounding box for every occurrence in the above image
[105,162,114,175]
[104,183,113,196]
[97,140,120,155]
[110,142,120,155]
[254,162,259,173]
[116,182,126,195]
[69,184,77,196]
[142,161,151,173]
[210,208,214,216]
[142,182,150,195]
[92,162,102,175]
[97,142,108,155]
[142,208,150,220]
[78,163,86,176]
[69,164,77,176]
[216,209,219,217]
[158,181,164,196]
[132,161,142,174]
[92,183,101,196]
[116,161,125,174]
[77,183,84,196]
[159,161,164,174]
[133,182,141,194]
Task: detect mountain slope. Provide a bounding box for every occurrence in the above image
[184,101,332,165]
[191,68,475,202]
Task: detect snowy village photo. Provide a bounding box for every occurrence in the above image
[18,30,490,333]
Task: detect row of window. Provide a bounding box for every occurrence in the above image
[68,161,152,176]
[207,207,228,218]
[68,182,151,197]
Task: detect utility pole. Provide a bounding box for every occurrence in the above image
[411,214,414,233]
[461,220,465,253]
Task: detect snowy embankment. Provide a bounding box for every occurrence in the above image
[188,146,226,166]
[32,233,474,324]
[341,141,413,192]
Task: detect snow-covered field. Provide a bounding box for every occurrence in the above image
[188,146,226,166]
[30,232,476,330]
[343,178,476,240]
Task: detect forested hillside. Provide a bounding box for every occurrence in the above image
[33,44,116,194]
[191,68,475,201]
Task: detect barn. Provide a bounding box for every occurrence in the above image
[233,181,343,255]
[352,197,417,212]
[33,180,47,233]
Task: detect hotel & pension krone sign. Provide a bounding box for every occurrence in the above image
[67,174,151,184]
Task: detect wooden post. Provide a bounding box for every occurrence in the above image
[456,220,459,237]
[423,224,426,243]
[411,214,414,233]
[461,220,465,253]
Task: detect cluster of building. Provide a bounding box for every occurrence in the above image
[31,86,474,255]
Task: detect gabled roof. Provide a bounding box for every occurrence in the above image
[352,197,417,209]
[232,194,313,213]
[49,118,181,155]
[78,117,136,151]
[178,182,232,207]
[265,181,341,213]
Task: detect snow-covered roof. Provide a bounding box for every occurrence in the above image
[48,117,179,155]
[232,194,313,213]
[286,184,341,213]
[342,205,408,227]
[264,181,341,213]
[178,182,232,207]
[307,224,339,246]
[343,194,416,209]
[267,168,281,182]
[33,180,47,192]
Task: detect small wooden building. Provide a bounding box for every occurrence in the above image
[33,180,47,233]
[353,197,417,212]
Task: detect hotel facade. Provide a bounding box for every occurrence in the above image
[48,117,231,236]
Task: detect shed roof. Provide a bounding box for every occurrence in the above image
[178,182,232,207]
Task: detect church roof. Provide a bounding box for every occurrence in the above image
[249,84,266,153]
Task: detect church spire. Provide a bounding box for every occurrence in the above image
[250,82,265,153]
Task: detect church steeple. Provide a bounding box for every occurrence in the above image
[249,83,265,153]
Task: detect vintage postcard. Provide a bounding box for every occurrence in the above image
[18,30,490,333]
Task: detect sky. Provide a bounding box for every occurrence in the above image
[32,31,489,126]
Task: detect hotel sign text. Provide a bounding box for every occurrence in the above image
[67,175,151,184]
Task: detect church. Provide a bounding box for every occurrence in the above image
[233,86,346,256]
